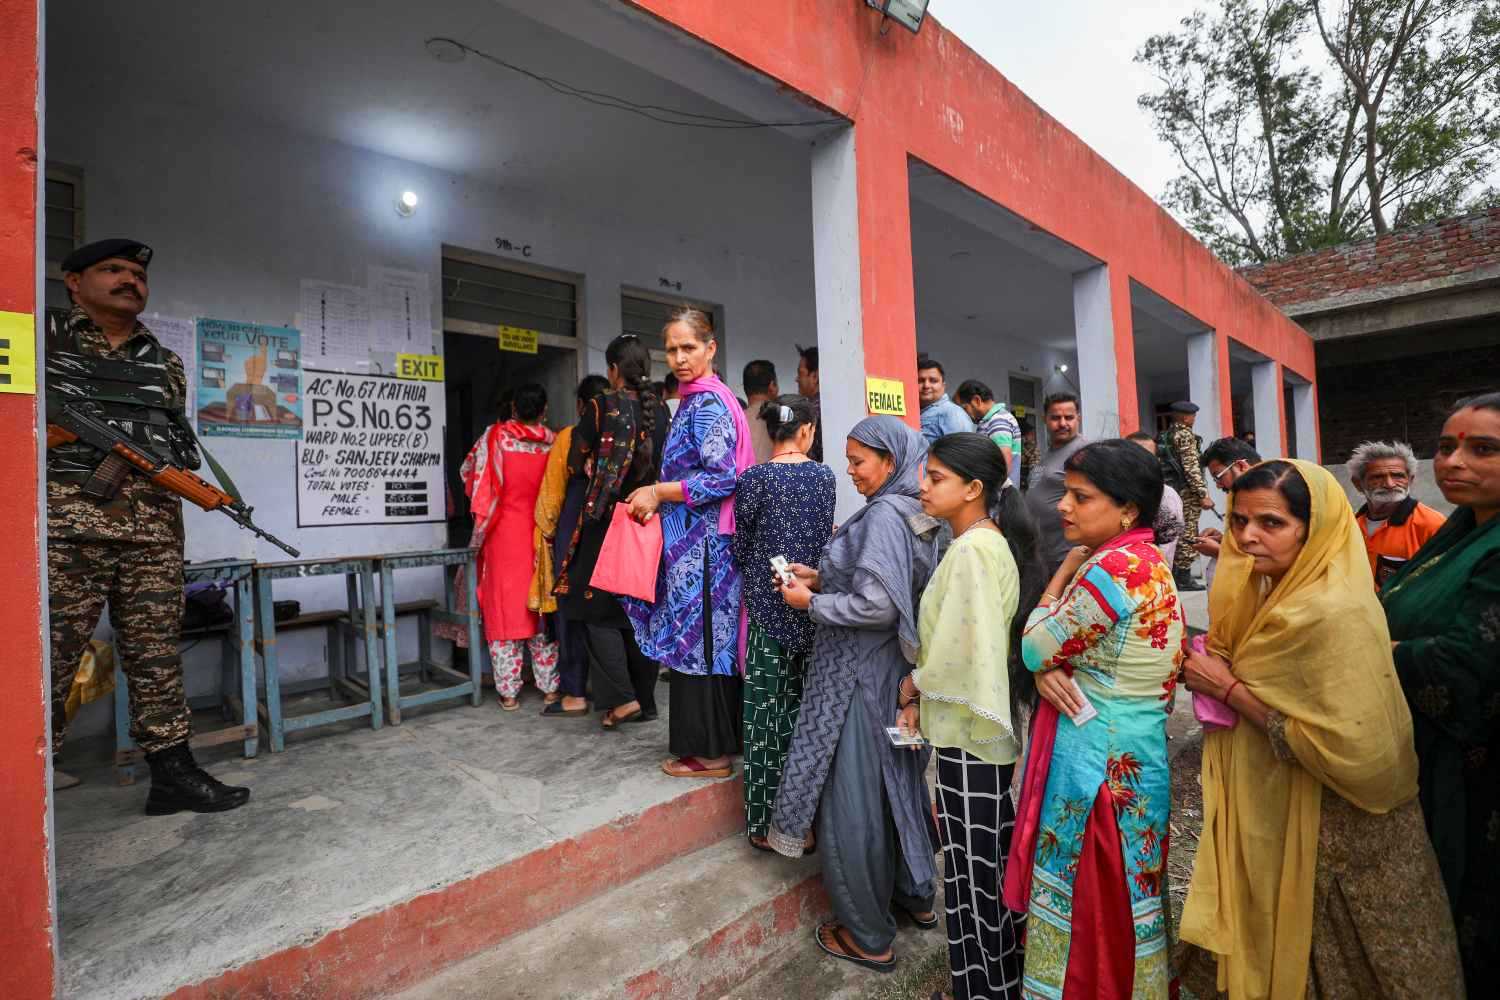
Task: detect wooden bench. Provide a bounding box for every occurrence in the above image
[372,550,484,723]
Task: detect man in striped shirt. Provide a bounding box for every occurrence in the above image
[957,379,1021,483]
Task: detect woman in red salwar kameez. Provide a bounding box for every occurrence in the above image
[461,383,559,711]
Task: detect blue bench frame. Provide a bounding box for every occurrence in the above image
[373,548,484,724]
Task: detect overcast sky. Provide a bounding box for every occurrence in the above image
[926,0,1202,203]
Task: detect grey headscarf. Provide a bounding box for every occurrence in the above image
[821,414,933,660]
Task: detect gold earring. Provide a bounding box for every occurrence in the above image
[1121,515,1133,530]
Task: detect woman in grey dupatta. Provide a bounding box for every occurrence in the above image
[771,415,944,972]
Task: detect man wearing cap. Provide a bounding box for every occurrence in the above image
[47,238,249,814]
[1160,401,1209,591]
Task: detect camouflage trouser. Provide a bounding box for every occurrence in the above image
[49,539,189,754]
[1176,496,1203,573]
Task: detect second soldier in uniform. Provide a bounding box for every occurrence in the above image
[1161,400,1209,592]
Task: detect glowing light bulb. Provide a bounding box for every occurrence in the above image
[396,191,419,216]
[1057,363,1069,374]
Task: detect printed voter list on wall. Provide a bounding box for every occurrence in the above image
[196,318,303,438]
[296,371,445,527]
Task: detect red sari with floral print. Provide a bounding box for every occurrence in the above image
[461,419,555,642]
[1003,529,1184,999]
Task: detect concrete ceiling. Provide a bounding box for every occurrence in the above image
[46,0,823,194]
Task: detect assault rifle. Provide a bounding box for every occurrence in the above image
[46,403,300,558]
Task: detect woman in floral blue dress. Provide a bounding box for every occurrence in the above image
[1003,439,1182,1000]
[623,309,756,779]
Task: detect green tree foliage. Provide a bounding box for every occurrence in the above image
[1137,1,1500,263]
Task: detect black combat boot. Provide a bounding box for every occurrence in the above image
[145,743,250,815]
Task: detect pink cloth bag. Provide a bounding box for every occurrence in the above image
[589,503,663,602]
[1188,634,1238,730]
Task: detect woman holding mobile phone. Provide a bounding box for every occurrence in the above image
[770,416,943,974]
[896,433,1045,1000]
[1003,439,1183,1000]
[730,395,835,852]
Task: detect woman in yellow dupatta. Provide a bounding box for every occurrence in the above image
[1179,459,1461,999]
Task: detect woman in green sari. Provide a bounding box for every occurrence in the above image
[1381,390,1500,987]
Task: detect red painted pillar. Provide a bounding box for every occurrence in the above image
[1108,268,1139,436]
[0,1,56,998]
[1216,331,1235,438]
[854,126,919,430]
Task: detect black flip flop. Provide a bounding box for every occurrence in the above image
[623,710,658,723]
[541,701,588,718]
[601,708,642,731]
[815,922,895,973]
[747,835,774,854]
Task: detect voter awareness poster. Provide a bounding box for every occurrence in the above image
[196,318,303,439]
[295,371,445,527]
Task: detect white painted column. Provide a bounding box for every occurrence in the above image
[810,126,867,521]
[1071,265,1120,439]
[1187,330,1225,505]
[1290,381,1318,461]
[1251,360,1284,459]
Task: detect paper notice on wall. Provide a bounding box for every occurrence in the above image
[367,266,433,356]
[299,280,371,372]
[143,313,199,424]
[296,370,445,527]
[196,318,303,438]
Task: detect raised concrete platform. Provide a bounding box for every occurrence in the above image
[53,686,744,1000]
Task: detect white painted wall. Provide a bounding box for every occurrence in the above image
[48,81,819,736]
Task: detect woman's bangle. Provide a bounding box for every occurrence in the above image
[1041,591,1060,604]
[1223,679,1243,704]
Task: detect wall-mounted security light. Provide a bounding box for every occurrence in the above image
[396,191,419,217]
[864,0,931,34]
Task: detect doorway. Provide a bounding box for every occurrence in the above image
[441,249,583,546]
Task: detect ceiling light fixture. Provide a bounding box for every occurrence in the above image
[396,191,419,217]
[425,37,467,63]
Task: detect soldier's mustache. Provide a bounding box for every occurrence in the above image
[111,286,141,297]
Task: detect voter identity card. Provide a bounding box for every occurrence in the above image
[1068,679,1099,726]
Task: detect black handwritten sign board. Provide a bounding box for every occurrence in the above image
[295,370,446,527]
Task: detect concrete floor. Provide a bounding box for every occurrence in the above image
[52,684,693,1000]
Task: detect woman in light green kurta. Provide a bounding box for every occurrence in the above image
[897,433,1047,1000]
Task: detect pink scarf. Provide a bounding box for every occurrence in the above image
[678,374,756,535]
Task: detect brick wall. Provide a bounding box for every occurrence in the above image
[1241,208,1500,308]
[1317,339,1500,463]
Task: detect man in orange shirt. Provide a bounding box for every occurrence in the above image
[1348,440,1447,587]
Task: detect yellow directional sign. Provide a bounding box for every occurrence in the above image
[0,311,36,395]
[865,376,907,416]
[497,325,540,354]
[395,353,444,381]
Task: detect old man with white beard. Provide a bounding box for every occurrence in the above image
[1349,439,1447,587]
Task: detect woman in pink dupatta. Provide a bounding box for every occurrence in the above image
[461,383,559,711]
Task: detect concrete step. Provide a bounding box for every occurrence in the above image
[718,893,949,1000]
[391,836,829,1000]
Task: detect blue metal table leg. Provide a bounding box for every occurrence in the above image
[464,554,483,706]
[256,572,286,752]
[236,575,258,757]
[380,561,401,724]
[361,562,384,729]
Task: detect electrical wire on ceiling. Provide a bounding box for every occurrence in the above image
[427,37,847,131]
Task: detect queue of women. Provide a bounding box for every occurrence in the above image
[462,308,1498,999]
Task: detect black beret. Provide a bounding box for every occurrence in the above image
[1169,400,1200,414]
[61,239,153,274]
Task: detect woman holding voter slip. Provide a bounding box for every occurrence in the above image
[1177,460,1461,999]
[622,309,755,779]
[768,415,943,973]
[553,335,666,729]
[1003,439,1182,1000]
[730,395,835,851]
[895,433,1046,1000]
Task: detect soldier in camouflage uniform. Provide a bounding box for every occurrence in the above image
[1161,400,1208,591]
[48,238,249,814]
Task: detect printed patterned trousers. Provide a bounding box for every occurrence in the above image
[742,624,806,839]
[489,635,559,700]
[48,539,190,755]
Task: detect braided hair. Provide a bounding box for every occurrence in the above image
[605,334,659,470]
